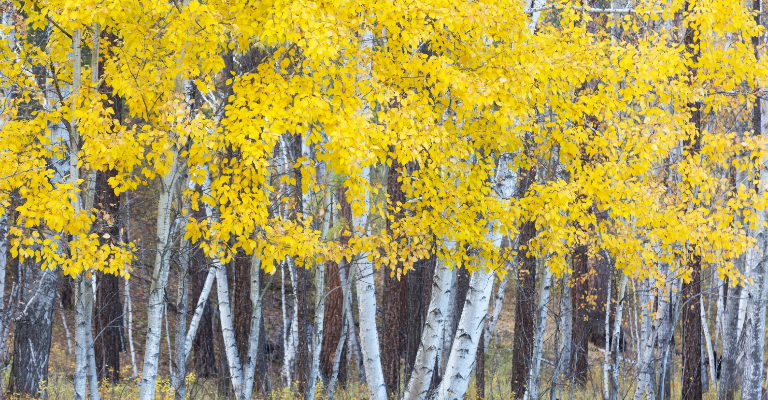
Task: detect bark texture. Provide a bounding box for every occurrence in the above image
[436,265,495,400]
[510,166,538,398]
[570,242,589,384]
[403,251,452,400]
[7,262,58,397]
[191,220,217,378]
[321,260,347,383]
[93,169,123,383]
[383,153,407,397]
[291,132,310,396]
[681,254,702,400]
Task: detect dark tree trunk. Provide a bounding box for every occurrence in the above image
[403,256,430,383]
[681,253,702,400]
[321,260,347,384]
[215,294,231,398]
[7,260,58,397]
[93,30,124,384]
[232,249,271,394]
[454,267,471,331]
[476,329,486,399]
[570,243,589,384]
[191,250,217,378]
[254,306,270,395]
[94,169,123,383]
[382,149,407,397]
[61,275,74,310]
[381,249,406,392]
[510,165,538,398]
[233,249,251,365]
[680,6,702,398]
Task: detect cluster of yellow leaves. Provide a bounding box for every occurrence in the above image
[1,0,767,286]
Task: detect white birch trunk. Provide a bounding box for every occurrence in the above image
[717,282,743,399]
[164,305,174,379]
[403,249,455,400]
[85,28,101,398]
[441,266,457,371]
[701,293,717,392]
[658,275,683,400]
[74,273,91,400]
[741,187,768,400]
[434,263,496,400]
[182,266,215,363]
[716,275,725,345]
[172,236,190,398]
[60,297,73,356]
[738,260,751,341]
[740,90,768,400]
[484,273,507,351]
[214,258,245,398]
[138,149,179,400]
[351,165,387,400]
[602,272,614,400]
[554,272,572,400]
[307,186,332,400]
[0,210,7,361]
[281,260,294,385]
[240,254,263,400]
[355,258,387,400]
[121,194,139,379]
[343,259,366,384]
[87,276,99,400]
[609,275,627,400]
[328,265,352,399]
[125,277,138,378]
[523,267,553,400]
[285,256,300,386]
[70,26,89,400]
[633,278,656,400]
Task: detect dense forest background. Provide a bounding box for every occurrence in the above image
[2,0,768,399]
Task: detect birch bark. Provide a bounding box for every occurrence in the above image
[523,266,553,400]
[740,3,768,397]
[352,166,387,400]
[137,149,179,400]
[403,249,454,400]
[434,261,496,400]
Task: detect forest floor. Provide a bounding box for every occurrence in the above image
[0,265,725,399]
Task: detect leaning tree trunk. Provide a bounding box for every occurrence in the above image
[190,228,217,379]
[434,261,496,400]
[403,246,453,400]
[7,261,58,397]
[138,149,179,400]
